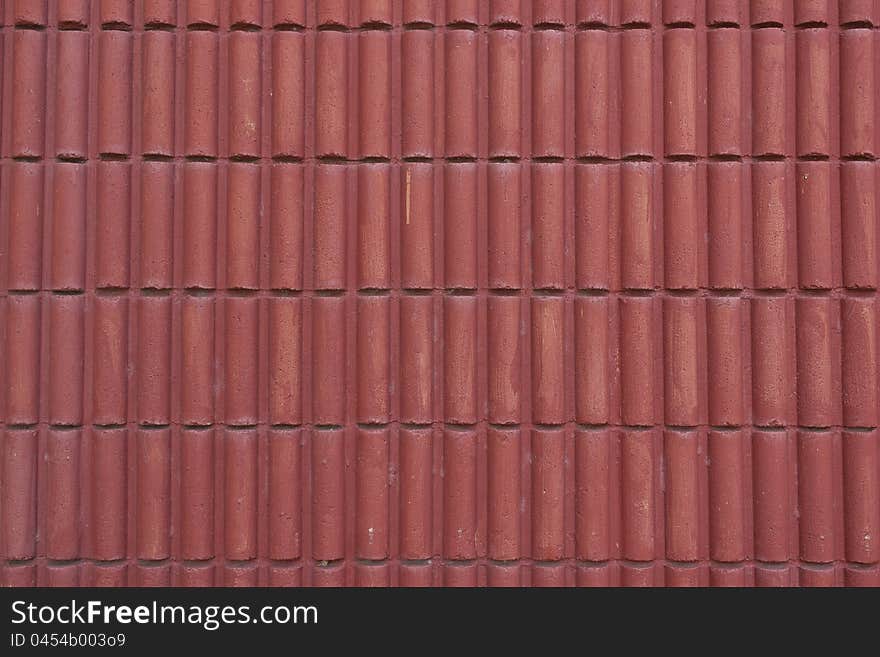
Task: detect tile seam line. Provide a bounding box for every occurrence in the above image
[8,558,879,569]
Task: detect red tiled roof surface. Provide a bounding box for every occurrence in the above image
[1,0,879,587]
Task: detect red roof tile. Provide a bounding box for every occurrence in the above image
[1,1,879,587]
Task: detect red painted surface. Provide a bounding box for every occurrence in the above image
[0,1,878,587]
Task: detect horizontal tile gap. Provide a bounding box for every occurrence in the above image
[316,155,349,164]
[99,153,131,161]
[532,560,565,567]
[11,155,41,163]
[577,23,612,31]
[362,156,392,163]
[142,153,174,162]
[797,561,835,570]
[750,289,788,297]
[795,21,828,29]
[576,156,614,164]
[665,154,698,162]
[488,423,521,430]
[403,22,436,30]
[620,22,651,30]
[576,289,610,296]
[619,289,655,297]
[268,289,303,296]
[223,288,261,296]
[181,425,214,432]
[842,153,877,161]
[136,559,171,567]
[708,154,743,162]
[752,153,787,161]
[92,423,128,430]
[58,22,88,30]
[446,156,478,163]
[269,424,303,430]
[138,425,171,432]
[534,423,567,431]
[273,23,305,31]
[442,559,478,566]
[356,558,391,566]
[709,560,750,569]
[843,561,880,570]
[708,426,746,433]
[358,289,391,295]
[230,23,261,32]
[489,23,523,31]
[707,289,743,296]
[144,23,176,31]
[314,425,344,431]
[489,289,522,296]
[665,425,700,432]
[402,155,433,163]
[361,22,393,31]
[842,288,877,296]
[51,289,85,296]
[46,426,83,433]
[187,23,219,31]
[708,22,741,29]
[664,289,700,297]
[316,24,349,32]
[841,21,875,29]
[665,22,696,29]
[357,423,391,430]
[445,288,477,295]
[753,561,790,569]
[139,288,171,296]
[533,23,566,30]
[13,23,46,30]
[185,155,218,163]
[532,289,566,296]
[314,289,346,297]
[230,154,260,163]
[224,425,258,431]
[400,558,432,566]
[841,426,878,433]
[272,154,304,163]
[101,22,132,31]
[46,559,82,566]
[533,156,565,163]
[4,424,38,431]
[797,426,834,432]
[446,22,479,30]
[56,154,87,163]
[797,288,834,295]
[751,22,784,29]
[621,154,655,162]
[313,558,345,567]
[399,422,433,430]
[619,559,654,567]
[488,156,522,163]
[576,423,611,430]
[443,423,479,432]
[797,153,830,161]
[663,560,701,568]
[7,289,40,295]
[752,426,787,432]
[401,289,434,296]
[619,425,655,432]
